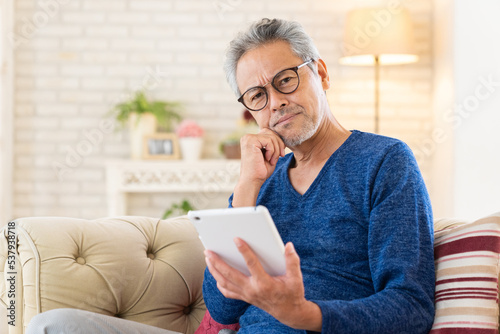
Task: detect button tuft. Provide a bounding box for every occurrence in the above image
[76,257,86,265]
[183,305,192,315]
[147,253,155,259]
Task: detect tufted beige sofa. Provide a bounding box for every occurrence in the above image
[0,216,206,334]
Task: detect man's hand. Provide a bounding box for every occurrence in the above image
[232,128,286,207]
[205,239,322,331]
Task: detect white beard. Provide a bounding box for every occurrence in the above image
[271,106,322,147]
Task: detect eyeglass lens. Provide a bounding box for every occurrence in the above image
[242,68,299,111]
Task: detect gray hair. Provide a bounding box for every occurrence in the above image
[223,18,321,96]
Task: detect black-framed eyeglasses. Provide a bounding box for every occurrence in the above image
[237,59,313,112]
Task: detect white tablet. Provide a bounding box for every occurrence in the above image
[188,206,286,277]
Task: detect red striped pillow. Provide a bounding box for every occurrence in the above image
[431,212,500,334]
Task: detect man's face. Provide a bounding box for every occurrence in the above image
[235,40,330,147]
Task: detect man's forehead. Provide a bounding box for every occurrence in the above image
[235,41,301,91]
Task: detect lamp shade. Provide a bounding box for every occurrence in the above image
[339,7,418,66]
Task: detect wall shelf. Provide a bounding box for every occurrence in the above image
[106,159,240,216]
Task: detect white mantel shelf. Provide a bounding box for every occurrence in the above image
[105,159,240,216]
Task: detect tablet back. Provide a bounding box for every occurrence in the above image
[188,206,286,276]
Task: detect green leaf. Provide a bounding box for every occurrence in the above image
[110,90,184,131]
[161,199,195,219]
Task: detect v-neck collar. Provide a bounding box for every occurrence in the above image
[282,130,358,199]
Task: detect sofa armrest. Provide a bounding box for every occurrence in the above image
[1,216,206,334]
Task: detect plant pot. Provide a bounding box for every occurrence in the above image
[179,137,203,161]
[129,113,157,159]
[222,142,241,159]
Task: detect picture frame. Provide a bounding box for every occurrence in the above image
[142,133,180,160]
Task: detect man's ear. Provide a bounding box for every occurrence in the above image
[316,59,330,91]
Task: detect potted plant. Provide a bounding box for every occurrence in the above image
[220,109,258,159]
[176,119,204,161]
[219,132,242,159]
[112,90,183,159]
[162,199,195,219]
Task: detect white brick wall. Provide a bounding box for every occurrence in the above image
[11,0,434,219]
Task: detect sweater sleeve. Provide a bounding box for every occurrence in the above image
[202,267,250,324]
[313,142,435,333]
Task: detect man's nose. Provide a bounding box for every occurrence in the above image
[267,88,288,112]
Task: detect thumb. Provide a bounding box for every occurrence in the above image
[284,242,301,276]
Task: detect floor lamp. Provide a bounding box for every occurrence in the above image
[339,7,418,134]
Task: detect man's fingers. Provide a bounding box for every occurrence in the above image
[271,136,284,163]
[270,135,286,162]
[264,137,284,165]
[216,282,242,300]
[258,128,285,163]
[205,250,246,294]
[263,145,274,163]
[240,128,285,167]
[234,238,268,277]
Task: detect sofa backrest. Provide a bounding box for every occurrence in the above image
[0,216,206,334]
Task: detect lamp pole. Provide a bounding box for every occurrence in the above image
[374,55,380,134]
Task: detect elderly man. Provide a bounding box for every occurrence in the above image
[26,18,434,334]
[201,18,435,333]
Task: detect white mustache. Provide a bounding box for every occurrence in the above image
[270,106,304,128]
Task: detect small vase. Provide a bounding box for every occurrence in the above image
[179,137,203,161]
[129,113,157,160]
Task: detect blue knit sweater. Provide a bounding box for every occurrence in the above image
[203,130,435,333]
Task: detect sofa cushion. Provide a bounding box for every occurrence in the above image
[0,216,207,334]
[431,212,500,333]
